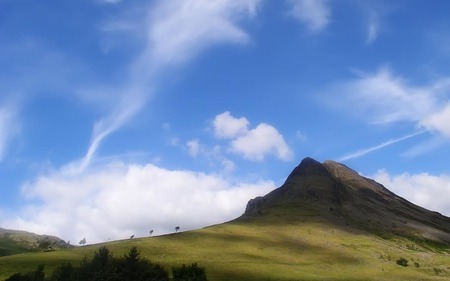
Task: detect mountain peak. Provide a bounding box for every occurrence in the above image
[284,157,328,184]
[242,157,450,244]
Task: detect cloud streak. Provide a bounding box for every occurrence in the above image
[0,101,19,162]
[328,66,450,160]
[75,0,262,173]
[338,131,425,161]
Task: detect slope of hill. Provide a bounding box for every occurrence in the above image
[0,157,449,280]
[0,227,71,257]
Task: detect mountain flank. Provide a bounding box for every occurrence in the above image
[242,157,450,245]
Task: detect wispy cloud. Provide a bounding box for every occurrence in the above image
[73,0,262,173]
[338,131,425,161]
[333,67,440,124]
[289,0,331,32]
[366,14,379,44]
[0,101,19,162]
[330,66,450,159]
[147,0,260,65]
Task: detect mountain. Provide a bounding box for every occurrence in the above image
[0,227,71,257]
[242,157,450,245]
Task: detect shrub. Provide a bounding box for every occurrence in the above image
[396,257,408,267]
[4,247,194,281]
[172,263,208,281]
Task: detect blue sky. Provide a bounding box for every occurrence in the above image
[1,0,450,243]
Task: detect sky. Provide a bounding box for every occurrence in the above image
[1,0,450,244]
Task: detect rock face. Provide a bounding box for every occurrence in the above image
[242,157,450,244]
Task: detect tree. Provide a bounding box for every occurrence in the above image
[175,226,180,233]
[172,263,208,281]
[79,238,86,246]
[49,262,74,281]
[4,247,205,281]
[5,264,45,281]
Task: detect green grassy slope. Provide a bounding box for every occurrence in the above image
[0,240,34,257]
[0,228,71,258]
[1,213,449,281]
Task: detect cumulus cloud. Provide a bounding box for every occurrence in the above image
[211,112,293,162]
[289,0,331,32]
[5,162,274,244]
[374,170,450,217]
[213,111,249,139]
[231,124,293,161]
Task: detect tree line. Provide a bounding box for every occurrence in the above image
[5,246,207,281]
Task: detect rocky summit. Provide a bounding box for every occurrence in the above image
[242,157,450,244]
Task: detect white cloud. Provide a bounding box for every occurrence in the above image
[289,0,331,32]
[213,111,249,139]
[231,123,293,161]
[374,170,450,217]
[335,67,439,124]
[5,162,274,244]
[148,0,260,64]
[330,67,450,159]
[211,112,293,162]
[420,103,450,137]
[366,16,379,44]
[76,0,262,173]
[186,139,201,157]
[338,131,425,161]
[102,0,122,4]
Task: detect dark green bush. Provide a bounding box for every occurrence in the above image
[5,246,206,281]
[172,263,208,281]
[396,257,408,267]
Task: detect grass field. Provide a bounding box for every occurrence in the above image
[1,211,449,281]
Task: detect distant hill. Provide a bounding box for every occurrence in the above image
[0,227,71,257]
[0,157,449,281]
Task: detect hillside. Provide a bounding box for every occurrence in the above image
[0,227,71,257]
[0,157,449,280]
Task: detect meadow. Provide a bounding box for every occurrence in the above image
[1,211,449,281]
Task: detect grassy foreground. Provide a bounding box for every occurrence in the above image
[1,216,449,281]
